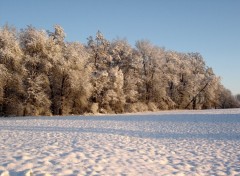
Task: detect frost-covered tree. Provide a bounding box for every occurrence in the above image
[20,26,52,115]
[63,42,92,114]
[135,40,175,110]
[87,31,110,112]
[136,40,156,103]
[182,53,209,109]
[87,31,111,70]
[101,67,125,113]
[217,87,240,109]
[48,25,65,46]
[0,25,25,116]
[0,65,9,115]
[87,31,126,113]
[109,39,140,111]
[47,26,89,115]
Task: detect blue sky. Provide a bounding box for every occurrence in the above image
[0,0,239,94]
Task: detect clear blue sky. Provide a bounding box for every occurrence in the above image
[0,0,239,94]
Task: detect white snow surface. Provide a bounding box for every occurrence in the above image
[1,109,240,176]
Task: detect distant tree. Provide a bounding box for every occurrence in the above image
[236,94,240,102]
[217,87,239,109]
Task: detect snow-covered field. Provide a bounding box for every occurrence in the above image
[1,109,240,176]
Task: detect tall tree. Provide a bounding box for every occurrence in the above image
[20,26,52,115]
[0,25,25,116]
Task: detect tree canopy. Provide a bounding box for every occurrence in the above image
[0,25,239,116]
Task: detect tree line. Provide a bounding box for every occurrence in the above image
[0,25,239,116]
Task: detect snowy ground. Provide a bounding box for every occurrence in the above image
[0,109,240,176]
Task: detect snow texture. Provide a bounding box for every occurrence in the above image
[0,109,240,175]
